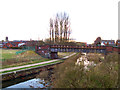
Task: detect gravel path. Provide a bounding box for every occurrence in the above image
[0,53,76,72]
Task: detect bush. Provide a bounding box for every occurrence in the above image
[52,52,118,88]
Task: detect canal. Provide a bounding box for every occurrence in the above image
[1,53,76,89]
[2,68,53,89]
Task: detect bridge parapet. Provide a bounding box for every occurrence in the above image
[50,45,106,49]
[35,45,120,59]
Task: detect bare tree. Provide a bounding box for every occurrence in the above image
[60,18,63,41]
[54,18,59,43]
[49,12,71,44]
[50,18,52,42]
[63,13,70,41]
[50,18,54,43]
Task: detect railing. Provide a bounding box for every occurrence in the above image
[50,45,106,49]
[36,45,120,53]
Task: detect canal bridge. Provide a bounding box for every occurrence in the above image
[35,45,108,59]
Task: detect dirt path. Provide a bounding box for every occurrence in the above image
[0,53,76,72]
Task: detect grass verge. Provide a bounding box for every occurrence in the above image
[1,49,72,69]
[1,59,50,69]
[1,60,63,74]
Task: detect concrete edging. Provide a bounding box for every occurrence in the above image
[1,61,63,81]
[1,53,76,81]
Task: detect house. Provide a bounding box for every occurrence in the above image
[0,41,3,48]
[101,40,115,46]
[94,37,115,46]
[1,39,45,49]
[18,43,25,47]
[22,40,45,50]
[116,40,120,47]
[94,37,101,46]
[2,41,24,48]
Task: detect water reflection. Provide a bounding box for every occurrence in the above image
[4,78,49,89]
[2,73,39,88]
[2,69,53,89]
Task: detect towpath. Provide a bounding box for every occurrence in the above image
[0,53,76,72]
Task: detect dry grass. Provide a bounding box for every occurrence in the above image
[86,53,104,64]
[36,70,49,80]
[52,52,119,88]
[1,50,72,69]
[58,52,74,58]
[2,50,49,68]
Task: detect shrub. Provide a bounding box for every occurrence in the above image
[52,52,118,88]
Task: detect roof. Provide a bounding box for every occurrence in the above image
[101,40,115,46]
[101,40,115,42]
[25,41,44,46]
[116,40,120,42]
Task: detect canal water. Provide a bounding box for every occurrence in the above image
[2,69,53,89]
[4,78,49,89]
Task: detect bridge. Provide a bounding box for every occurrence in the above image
[35,45,111,59]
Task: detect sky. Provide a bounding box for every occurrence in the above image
[0,0,119,44]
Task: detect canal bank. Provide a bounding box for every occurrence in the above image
[1,53,76,88]
[1,61,62,81]
[2,63,57,88]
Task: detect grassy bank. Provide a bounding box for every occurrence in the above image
[1,60,63,74]
[1,49,50,69]
[1,49,72,69]
[58,52,74,58]
[52,52,118,88]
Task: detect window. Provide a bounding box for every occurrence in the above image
[105,42,107,44]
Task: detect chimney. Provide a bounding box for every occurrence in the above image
[6,36,8,41]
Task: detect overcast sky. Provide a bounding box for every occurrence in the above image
[0,0,119,44]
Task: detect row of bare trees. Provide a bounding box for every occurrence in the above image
[49,12,71,44]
